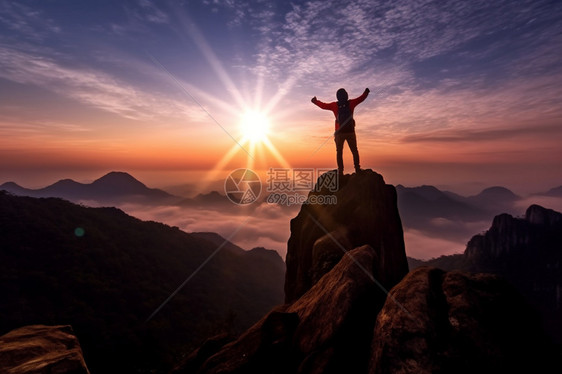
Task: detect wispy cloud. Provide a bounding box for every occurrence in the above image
[243,0,562,113]
[400,122,562,144]
[118,200,298,257]
[136,0,170,24]
[0,1,61,41]
[0,46,201,122]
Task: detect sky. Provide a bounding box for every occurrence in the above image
[1,0,562,192]
[1,0,562,258]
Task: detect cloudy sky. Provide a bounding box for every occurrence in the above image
[1,0,562,257]
[2,0,561,190]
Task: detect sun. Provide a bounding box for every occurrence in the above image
[201,105,291,188]
[239,110,270,143]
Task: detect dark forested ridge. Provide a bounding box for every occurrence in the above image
[0,191,285,373]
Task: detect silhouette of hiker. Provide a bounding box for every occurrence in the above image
[312,88,370,174]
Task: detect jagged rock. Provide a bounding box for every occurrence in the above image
[463,204,562,344]
[465,213,531,259]
[526,203,562,226]
[191,245,384,374]
[369,267,552,374]
[285,169,408,303]
[0,325,90,374]
[465,204,562,261]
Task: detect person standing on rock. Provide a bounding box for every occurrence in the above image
[311,87,370,174]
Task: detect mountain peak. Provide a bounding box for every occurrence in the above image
[466,204,562,260]
[50,178,82,187]
[92,171,146,188]
[88,171,156,197]
[285,169,408,303]
[1,171,176,204]
[0,181,23,190]
[526,204,562,227]
[478,186,518,199]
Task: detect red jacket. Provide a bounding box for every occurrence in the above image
[312,90,369,132]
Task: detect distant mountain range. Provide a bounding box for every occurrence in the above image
[2,171,560,258]
[0,171,180,205]
[0,191,285,374]
[396,184,521,220]
[2,172,558,213]
[395,184,528,244]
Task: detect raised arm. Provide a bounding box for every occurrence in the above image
[349,88,370,108]
[311,96,334,110]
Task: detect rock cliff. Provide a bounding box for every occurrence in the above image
[465,204,562,261]
[285,169,409,303]
[0,325,90,374]
[464,204,562,344]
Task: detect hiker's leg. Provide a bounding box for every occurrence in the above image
[347,132,360,171]
[334,134,345,172]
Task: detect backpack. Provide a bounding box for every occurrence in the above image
[337,100,355,133]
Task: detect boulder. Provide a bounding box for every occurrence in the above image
[369,267,552,373]
[0,325,90,374]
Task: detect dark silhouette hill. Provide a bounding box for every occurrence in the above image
[0,191,285,374]
[409,204,562,345]
[0,171,179,205]
[542,185,562,197]
[191,232,246,254]
[396,184,521,220]
[178,191,235,210]
[396,184,485,221]
[466,186,520,213]
[396,184,523,245]
[177,170,554,374]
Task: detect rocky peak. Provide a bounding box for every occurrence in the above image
[526,204,562,227]
[285,169,409,303]
[465,204,562,261]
